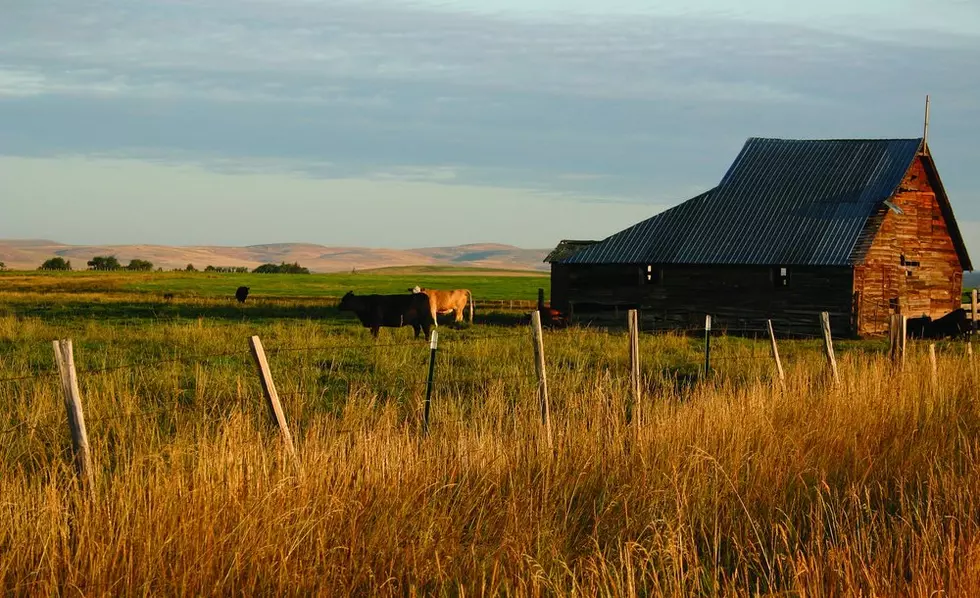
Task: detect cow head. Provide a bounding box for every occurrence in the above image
[338,291,356,311]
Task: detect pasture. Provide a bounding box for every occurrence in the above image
[1,269,979,596]
[0,268,547,301]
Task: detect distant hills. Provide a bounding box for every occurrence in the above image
[0,240,552,273]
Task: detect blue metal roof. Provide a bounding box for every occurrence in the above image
[563,137,925,266]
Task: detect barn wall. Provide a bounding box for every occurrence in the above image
[854,156,964,336]
[558,263,854,336]
[550,264,572,311]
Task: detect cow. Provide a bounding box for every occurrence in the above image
[163,293,174,301]
[410,286,473,325]
[235,286,250,303]
[907,308,970,339]
[338,291,435,339]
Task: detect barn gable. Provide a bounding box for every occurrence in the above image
[560,138,970,269]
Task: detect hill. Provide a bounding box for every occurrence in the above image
[0,240,551,273]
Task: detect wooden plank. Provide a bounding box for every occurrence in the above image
[704,315,712,377]
[819,312,840,385]
[899,315,907,367]
[972,289,977,334]
[248,336,298,462]
[767,320,785,387]
[530,311,552,449]
[889,314,906,367]
[627,309,641,423]
[53,340,95,498]
[423,330,438,432]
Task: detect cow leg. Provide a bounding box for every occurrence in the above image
[413,324,421,338]
[455,308,464,323]
[370,326,380,338]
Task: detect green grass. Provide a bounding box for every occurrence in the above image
[0,268,549,301]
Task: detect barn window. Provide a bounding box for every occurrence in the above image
[643,265,661,285]
[772,266,790,288]
[900,254,920,268]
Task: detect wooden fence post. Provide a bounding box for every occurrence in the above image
[703,315,712,377]
[248,336,298,462]
[819,312,840,386]
[766,320,785,387]
[53,339,95,498]
[929,343,938,389]
[530,311,553,449]
[627,309,641,424]
[538,288,545,312]
[972,289,977,337]
[898,315,907,368]
[424,329,438,433]
[889,314,907,368]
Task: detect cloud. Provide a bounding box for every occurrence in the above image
[1,0,979,247]
[9,0,973,106]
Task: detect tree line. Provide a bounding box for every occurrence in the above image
[35,256,309,274]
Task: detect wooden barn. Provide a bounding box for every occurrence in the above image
[546,137,972,337]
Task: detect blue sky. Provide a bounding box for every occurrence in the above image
[1,0,978,251]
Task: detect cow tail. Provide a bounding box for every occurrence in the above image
[468,290,474,324]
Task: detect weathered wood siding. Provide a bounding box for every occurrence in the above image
[558,263,854,336]
[550,264,572,311]
[854,156,964,336]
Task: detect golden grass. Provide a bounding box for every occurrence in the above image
[2,312,979,596]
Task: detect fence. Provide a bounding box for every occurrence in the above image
[1,310,971,498]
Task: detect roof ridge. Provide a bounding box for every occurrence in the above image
[746,136,924,143]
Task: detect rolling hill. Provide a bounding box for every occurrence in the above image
[0,240,552,273]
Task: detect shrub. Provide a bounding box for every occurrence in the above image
[88,255,121,271]
[39,257,72,271]
[126,259,154,271]
[253,261,310,274]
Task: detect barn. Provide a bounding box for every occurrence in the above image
[546,137,972,337]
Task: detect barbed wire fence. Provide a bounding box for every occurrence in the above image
[1,308,973,495]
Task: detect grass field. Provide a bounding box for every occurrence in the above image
[1,270,979,596]
[0,268,549,301]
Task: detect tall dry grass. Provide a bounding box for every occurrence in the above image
[2,311,980,596]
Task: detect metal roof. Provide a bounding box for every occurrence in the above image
[543,240,598,263]
[563,137,929,267]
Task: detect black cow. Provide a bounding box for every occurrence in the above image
[338,291,434,338]
[906,308,970,339]
[235,286,250,303]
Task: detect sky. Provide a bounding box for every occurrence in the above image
[1,0,979,251]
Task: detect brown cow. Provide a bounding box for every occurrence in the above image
[410,286,473,325]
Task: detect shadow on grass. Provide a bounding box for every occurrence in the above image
[4,300,339,323]
[2,297,537,328]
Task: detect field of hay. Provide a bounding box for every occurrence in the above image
[1,273,979,596]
